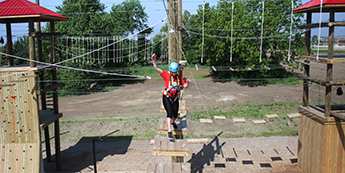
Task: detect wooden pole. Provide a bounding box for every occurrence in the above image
[29,19,36,67]
[178,0,183,76]
[51,21,61,171]
[303,12,311,107]
[6,20,13,65]
[168,0,177,64]
[305,12,311,56]
[325,9,334,117]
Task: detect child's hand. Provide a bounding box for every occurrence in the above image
[151,53,156,60]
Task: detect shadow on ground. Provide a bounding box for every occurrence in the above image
[188,132,225,173]
[43,129,132,172]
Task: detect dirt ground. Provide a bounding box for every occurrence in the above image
[42,53,345,172]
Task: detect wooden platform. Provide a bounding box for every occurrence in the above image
[200,119,212,124]
[147,163,190,173]
[298,106,345,173]
[157,119,187,136]
[287,113,301,119]
[152,136,189,156]
[214,116,226,120]
[265,114,279,119]
[233,118,246,123]
[39,110,63,129]
[252,120,267,125]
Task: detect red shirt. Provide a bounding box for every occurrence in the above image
[161,71,185,98]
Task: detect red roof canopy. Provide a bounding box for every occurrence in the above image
[293,0,345,13]
[0,0,68,23]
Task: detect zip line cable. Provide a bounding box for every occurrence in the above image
[0,18,167,78]
[201,1,205,64]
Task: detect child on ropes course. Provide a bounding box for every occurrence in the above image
[152,53,191,142]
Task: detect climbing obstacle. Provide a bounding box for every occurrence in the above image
[152,136,189,157]
[0,69,43,173]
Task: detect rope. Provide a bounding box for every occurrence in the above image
[201,1,205,63]
[259,0,265,62]
[230,0,234,62]
[316,0,323,60]
[0,52,150,79]
[288,0,294,62]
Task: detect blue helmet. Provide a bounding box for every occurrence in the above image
[169,62,178,72]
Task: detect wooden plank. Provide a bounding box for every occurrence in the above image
[181,163,190,173]
[200,119,212,124]
[300,55,345,64]
[39,110,63,129]
[156,118,187,135]
[164,163,172,173]
[265,114,279,119]
[252,120,266,125]
[187,138,208,144]
[214,116,226,120]
[287,113,301,119]
[172,163,182,173]
[233,118,246,123]
[0,83,15,87]
[153,138,189,156]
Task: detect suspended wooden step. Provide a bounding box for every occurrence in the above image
[200,119,213,124]
[152,136,189,157]
[157,119,187,136]
[147,163,190,173]
[287,113,301,119]
[233,118,246,123]
[214,116,226,120]
[265,114,279,119]
[252,120,267,125]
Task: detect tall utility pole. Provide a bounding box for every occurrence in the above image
[168,0,177,65]
[168,0,183,76]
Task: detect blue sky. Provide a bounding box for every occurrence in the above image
[0,0,345,43]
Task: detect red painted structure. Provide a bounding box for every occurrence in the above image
[293,0,345,13]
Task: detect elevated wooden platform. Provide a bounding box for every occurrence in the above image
[39,110,63,129]
[152,136,189,157]
[157,118,187,136]
[298,105,345,173]
[298,105,345,124]
[233,118,246,123]
[299,55,345,64]
[147,163,190,173]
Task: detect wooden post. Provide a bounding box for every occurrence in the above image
[168,0,177,64]
[51,21,61,171]
[305,12,311,56]
[29,18,36,67]
[325,9,334,117]
[6,20,13,65]
[303,12,311,107]
[178,0,183,76]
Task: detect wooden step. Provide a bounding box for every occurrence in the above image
[252,120,267,125]
[147,163,190,173]
[287,113,301,119]
[153,136,189,156]
[157,119,187,136]
[265,114,279,119]
[214,116,226,120]
[233,118,246,123]
[200,119,212,124]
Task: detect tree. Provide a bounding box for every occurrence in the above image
[180,0,304,80]
[312,35,318,45]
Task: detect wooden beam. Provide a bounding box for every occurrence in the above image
[6,19,13,65]
[0,83,15,86]
[29,18,36,68]
[252,120,266,125]
[39,83,64,94]
[30,32,62,38]
[265,114,279,119]
[214,116,226,120]
[287,113,301,119]
[330,111,345,121]
[200,119,212,124]
[299,21,345,29]
[233,118,246,123]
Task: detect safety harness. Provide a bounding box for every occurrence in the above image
[163,72,180,103]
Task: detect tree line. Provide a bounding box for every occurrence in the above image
[0,0,305,95]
